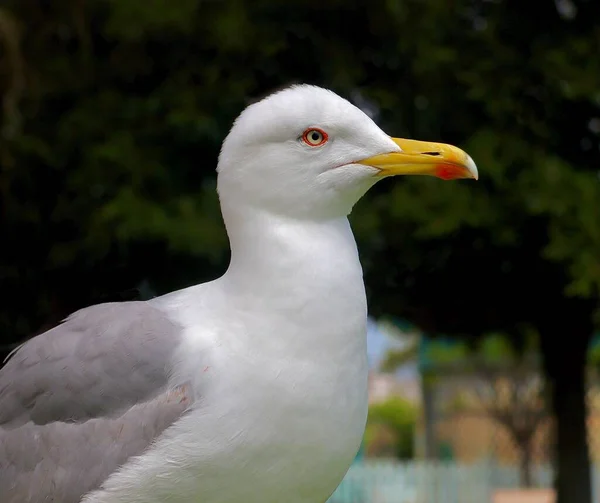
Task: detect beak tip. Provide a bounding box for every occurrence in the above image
[466,155,479,180]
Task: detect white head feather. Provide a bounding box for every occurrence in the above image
[216,85,401,220]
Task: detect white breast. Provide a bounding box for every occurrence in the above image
[86,216,369,503]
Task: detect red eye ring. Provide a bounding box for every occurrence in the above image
[302,128,329,147]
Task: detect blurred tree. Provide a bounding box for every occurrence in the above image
[364,397,417,459]
[474,369,546,488]
[349,2,600,502]
[0,1,598,502]
[383,332,548,487]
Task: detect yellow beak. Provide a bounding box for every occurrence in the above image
[356,137,478,180]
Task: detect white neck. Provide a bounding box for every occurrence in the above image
[216,201,368,360]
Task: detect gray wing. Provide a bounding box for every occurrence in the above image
[0,301,192,502]
[0,384,192,503]
[0,301,181,428]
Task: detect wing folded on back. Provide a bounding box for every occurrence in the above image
[0,301,192,503]
[0,384,192,503]
[0,301,181,427]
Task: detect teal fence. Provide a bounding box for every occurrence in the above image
[327,460,600,503]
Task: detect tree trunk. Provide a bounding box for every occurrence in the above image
[541,320,593,503]
[552,358,591,503]
[519,443,533,488]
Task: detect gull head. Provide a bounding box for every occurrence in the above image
[217,84,478,220]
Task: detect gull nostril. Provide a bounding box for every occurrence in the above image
[421,151,441,156]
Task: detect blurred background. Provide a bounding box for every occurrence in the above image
[0,1,599,502]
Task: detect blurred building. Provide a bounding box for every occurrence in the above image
[367,371,421,405]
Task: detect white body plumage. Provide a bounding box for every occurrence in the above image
[86,214,368,503]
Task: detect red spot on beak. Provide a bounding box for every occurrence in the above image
[435,164,469,180]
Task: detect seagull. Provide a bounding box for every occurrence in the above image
[0,84,477,503]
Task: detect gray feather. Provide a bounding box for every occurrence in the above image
[0,301,182,428]
[0,384,192,503]
[0,302,190,502]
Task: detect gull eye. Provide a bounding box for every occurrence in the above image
[302,128,328,147]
